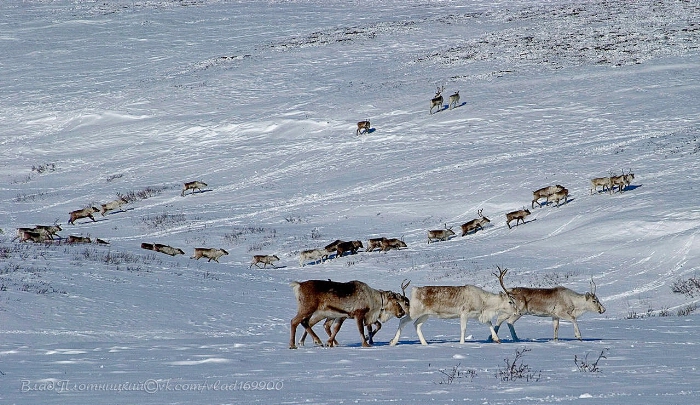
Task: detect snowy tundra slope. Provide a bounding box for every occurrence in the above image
[1,0,700,404]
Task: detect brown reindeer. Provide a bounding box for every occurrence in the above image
[461,209,490,236]
[181,180,207,196]
[356,120,371,135]
[68,206,99,225]
[249,254,280,268]
[429,86,444,114]
[289,280,408,349]
[532,185,565,208]
[506,208,531,229]
[492,269,606,341]
[427,225,455,243]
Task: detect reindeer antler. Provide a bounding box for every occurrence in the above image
[401,279,411,297]
[492,266,509,295]
[590,277,597,295]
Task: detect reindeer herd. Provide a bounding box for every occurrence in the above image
[10,156,633,350]
[289,165,634,349]
[14,181,230,263]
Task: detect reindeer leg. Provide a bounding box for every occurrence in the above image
[390,315,412,346]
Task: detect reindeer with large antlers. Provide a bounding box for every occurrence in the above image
[491,267,606,341]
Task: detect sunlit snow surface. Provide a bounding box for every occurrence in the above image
[1,1,699,403]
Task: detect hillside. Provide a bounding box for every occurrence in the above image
[1,1,699,403]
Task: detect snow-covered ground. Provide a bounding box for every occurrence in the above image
[1,0,699,403]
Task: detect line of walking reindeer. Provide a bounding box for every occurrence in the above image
[290,169,634,348]
[290,267,606,349]
[15,180,231,263]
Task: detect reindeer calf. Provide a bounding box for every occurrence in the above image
[381,238,407,252]
[448,91,460,109]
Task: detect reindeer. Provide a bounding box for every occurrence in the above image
[390,270,518,345]
[298,248,329,267]
[300,280,411,347]
[590,176,612,194]
[546,188,569,207]
[461,209,490,236]
[16,228,47,243]
[429,86,444,114]
[380,238,407,252]
[67,235,91,244]
[153,243,185,256]
[610,169,635,193]
[181,180,207,196]
[68,206,99,225]
[366,237,386,252]
[289,280,409,349]
[448,91,460,109]
[249,254,280,268]
[33,224,62,240]
[532,185,565,208]
[356,120,371,135]
[506,208,531,229]
[100,196,128,216]
[491,269,606,341]
[336,240,363,257]
[427,225,455,243]
[191,247,229,263]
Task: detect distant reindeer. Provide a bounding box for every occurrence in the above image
[546,188,569,207]
[33,224,62,240]
[16,228,47,243]
[380,237,407,252]
[532,185,565,208]
[67,235,91,244]
[100,196,128,216]
[356,120,371,135]
[366,237,386,252]
[461,209,490,236]
[192,248,229,263]
[506,208,531,229]
[448,91,460,109]
[610,169,634,193]
[250,254,280,268]
[153,243,185,256]
[181,180,207,196]
[68,206,99,225]
[429,85,444,114]
[590,176,612,194]
[427,224,455,243]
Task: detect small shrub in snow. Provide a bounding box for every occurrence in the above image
[497,347,541,382]
[671,277,700,297]
[432,363,478,384]
[677,303,698,317]
[574,348,608,373]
